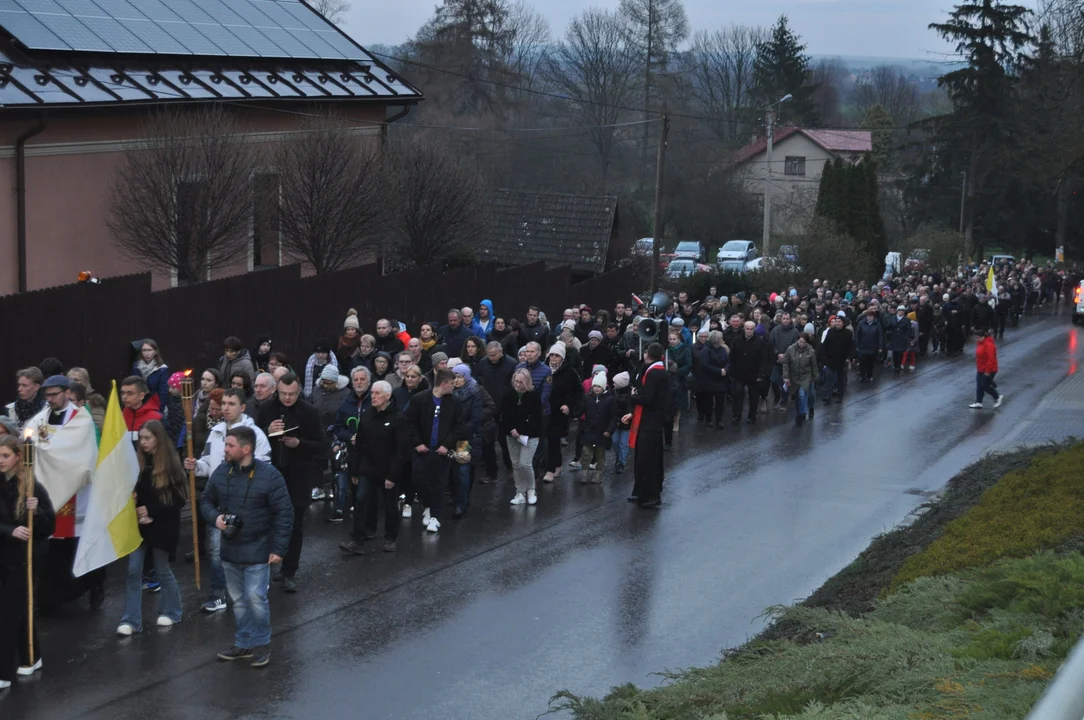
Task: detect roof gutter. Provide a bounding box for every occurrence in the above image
[16,115,46,293]
[381,104,411,147]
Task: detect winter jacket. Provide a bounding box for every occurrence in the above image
[438,322,473,357]
[854,318,884,356]
[768,324,800,358]
[255,397,325,506]
[669,340,692,411]
[199,459,293,566]
[0,473,55,570]
[355,398,410,483]
[574,317,598,345]
[580,341,614,380]
[123,395,163,432]
[581,390,618,449]
[498,389,543,439]
[374,333,405,356]
[516,360,553,415]
[312,382,350,427]
[164,392,184,445]
[193,415,272,481]
[976,336,998,374]
[970,302,995,333]
[887,315,912,352]
[392,381,429,413]
[548,361,584,435]
[819,327,856,369]
[782,342,818,393]
[693,343,730,393]
[517,321,551,350]
[132,362,171,415]
[613,386,633,429]
[134,461,187,557]
[220,349,257,385]
[728,334,769,384]
[453,379,488,459]
[303,352,340,400]
[474,354,517,411]
[404,391,467,451]
[333,388,372,470]
[472,300,495,336]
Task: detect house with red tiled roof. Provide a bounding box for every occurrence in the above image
[732,126,872,234]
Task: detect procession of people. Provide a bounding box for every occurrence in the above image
[0,254,1070,682]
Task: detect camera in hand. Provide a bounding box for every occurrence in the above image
[222,513,244,539]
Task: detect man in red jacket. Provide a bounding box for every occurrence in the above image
[970,328,1004,409]
[121,375,163,434]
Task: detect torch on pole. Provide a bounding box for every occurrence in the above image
[21,427,35,664]
[180,371,201,590]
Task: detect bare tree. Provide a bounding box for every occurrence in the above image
[497,0,552,110]
[683,24,766,147]
[809,58,847,126]
[307,0,350,25]
[382,139,489,268]
[107,106,259,284]
[274,112,383,273]
[850,66,922,125]
[546,8,643,188]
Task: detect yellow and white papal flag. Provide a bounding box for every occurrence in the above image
[73,381,142,577]
[986,266,999,307]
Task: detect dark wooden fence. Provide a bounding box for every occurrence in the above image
[1,261,643,405]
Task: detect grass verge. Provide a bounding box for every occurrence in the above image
[550,442,1084,720]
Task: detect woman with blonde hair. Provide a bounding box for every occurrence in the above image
[0,434,55,685]
[66,367,106,431]
[117,420,186,637]
[499,368,543,506]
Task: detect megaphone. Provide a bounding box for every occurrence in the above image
[638,317,662,342]
[648,291,671,315]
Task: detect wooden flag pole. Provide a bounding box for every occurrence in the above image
[22,428,35,665]
[180,372,201,590]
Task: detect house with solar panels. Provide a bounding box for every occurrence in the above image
[0,0,422,294]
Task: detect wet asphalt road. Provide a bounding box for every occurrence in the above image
[6,311,1082,720]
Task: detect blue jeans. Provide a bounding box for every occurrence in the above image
[976,372,1000,403]
[612,429,630,465]
[224,561,271,649]
[770,364,785,403]
[796,387,813,415]
[121,542,182,632]
[206,526,226,596]
[455,462,472,511]
[335,470,351,514]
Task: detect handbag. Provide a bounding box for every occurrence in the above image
[453,440,472,465]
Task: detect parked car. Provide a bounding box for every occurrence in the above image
[904,249,930,271]
[717,240,757,266]
[673,240,706,263]
[632,237,654,257]
[665,258,712,279]
[991,254,1016,267]
[778,245,799,264]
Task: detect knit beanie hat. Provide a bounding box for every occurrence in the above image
[803,323,815,334]
[562,319,576,332]
[344,309,360,331]
[431,351,449,366]
[319,365,340,383]
[588,330,603,341]
[592,364,607,376]
[167,371,186,390]
[613,371,630,389]
[447,357,462,369]
[314,337,332,353]
[452,364,471,381]
[547,343,566,360]
[591,372,607,389]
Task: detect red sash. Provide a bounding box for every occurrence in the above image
[628,362,665,449]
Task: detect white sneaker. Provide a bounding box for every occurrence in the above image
[969,402,983,409]
[426,517,441,533]
[994,394,1004,408]
[510,493,526,505]
[527,490,537,505]
[422,507,431,524]
[117,623,135,636]
[909,365,915,371]
[156,616,175,627]
[16,658,42,676]
[569,461,581,471]
[402,504,413,519]
[0,679,10,690]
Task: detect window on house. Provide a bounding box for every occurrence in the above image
[784,156,806,176]
[175,180,208,286]
[252,173,280,269]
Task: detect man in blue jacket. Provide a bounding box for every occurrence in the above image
[439,309,473,357]
[200,426,292,669]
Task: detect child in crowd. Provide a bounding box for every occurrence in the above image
[578,371,617,484]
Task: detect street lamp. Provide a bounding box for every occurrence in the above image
[761,93,792,259]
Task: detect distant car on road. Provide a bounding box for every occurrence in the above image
[717,240,758,267]
[1073,281,1084,324]
[991,254,1016,267]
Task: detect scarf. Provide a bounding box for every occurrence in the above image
[13,391,44,427]
[136,358,159,379]
[421,338,437,352]
[337,333,361,358]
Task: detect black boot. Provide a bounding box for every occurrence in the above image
[808,405,814,419]
[795,414,805,426]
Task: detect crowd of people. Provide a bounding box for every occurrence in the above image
[0,256,1071,679]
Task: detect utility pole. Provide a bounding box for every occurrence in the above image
[649,101,670,294]
[760,107,775,259]
[958,170,966,235]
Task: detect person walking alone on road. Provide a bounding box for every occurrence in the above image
[970,328,1005,410]
[117,420,186,637]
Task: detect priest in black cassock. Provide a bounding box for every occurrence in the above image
[626,343,668,508]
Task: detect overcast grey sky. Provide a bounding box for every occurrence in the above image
[345,0,966,60]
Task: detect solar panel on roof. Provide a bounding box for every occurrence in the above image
[0,0,367,61]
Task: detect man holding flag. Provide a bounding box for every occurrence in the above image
[26,376,102,612]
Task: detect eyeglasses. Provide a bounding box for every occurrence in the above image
[44,391,64,399]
